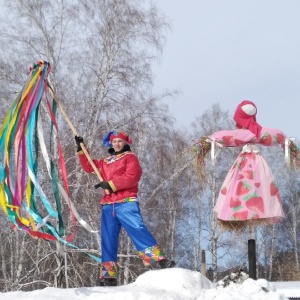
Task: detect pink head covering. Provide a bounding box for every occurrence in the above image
[233,100,262,138]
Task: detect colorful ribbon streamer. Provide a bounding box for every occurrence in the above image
[0,61,100,262]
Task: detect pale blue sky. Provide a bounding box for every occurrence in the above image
[0,1,299,140]
[153,0,300,140]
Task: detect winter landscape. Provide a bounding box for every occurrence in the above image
[0,268,299,300]
[1,1,300,300]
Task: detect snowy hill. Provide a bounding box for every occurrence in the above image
[0,268,297,300]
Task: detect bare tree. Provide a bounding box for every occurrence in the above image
[0,0,174,289]
[191,103,237,282]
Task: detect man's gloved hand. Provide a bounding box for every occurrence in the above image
[75,136,84,151]
[94,181,113,191]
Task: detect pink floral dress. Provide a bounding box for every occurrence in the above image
[210,128,285,228]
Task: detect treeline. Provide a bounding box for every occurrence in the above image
[0,0,299,291]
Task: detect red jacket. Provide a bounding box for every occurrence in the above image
[78,151,142,205]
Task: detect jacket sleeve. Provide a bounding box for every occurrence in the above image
[108,154,142,192]
[77,150,102,173]
[259,127,286,146]
[210,129,256,147]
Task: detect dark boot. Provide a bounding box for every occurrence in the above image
[159,259,176,269]
[99,278,118,286]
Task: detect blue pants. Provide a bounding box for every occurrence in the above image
[101,202,158,262]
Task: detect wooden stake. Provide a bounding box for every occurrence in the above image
[47,83,110,194]
[248,239,257,280]
[248,224,256,280]
[201,250,207,276]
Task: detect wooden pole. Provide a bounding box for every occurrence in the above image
[47,83,109,194]
[201,250,207,276]
[248,239,257,279]
[248,224,256,279]
[249,224,253,239]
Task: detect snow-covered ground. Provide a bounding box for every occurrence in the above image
[0,268,298,300]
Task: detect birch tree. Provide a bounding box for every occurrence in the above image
[191,103,237,282]
[0,0,173,289]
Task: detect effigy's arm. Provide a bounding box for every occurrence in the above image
[257,127,300,168]
[193,129,257,179]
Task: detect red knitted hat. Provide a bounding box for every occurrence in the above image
[109,131,132,143]
[102,130,132,147]
[233,100,262,138]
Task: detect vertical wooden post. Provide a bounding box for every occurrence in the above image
[47,84,110,194]
[201,250,207,276]
[248,239,257,280]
